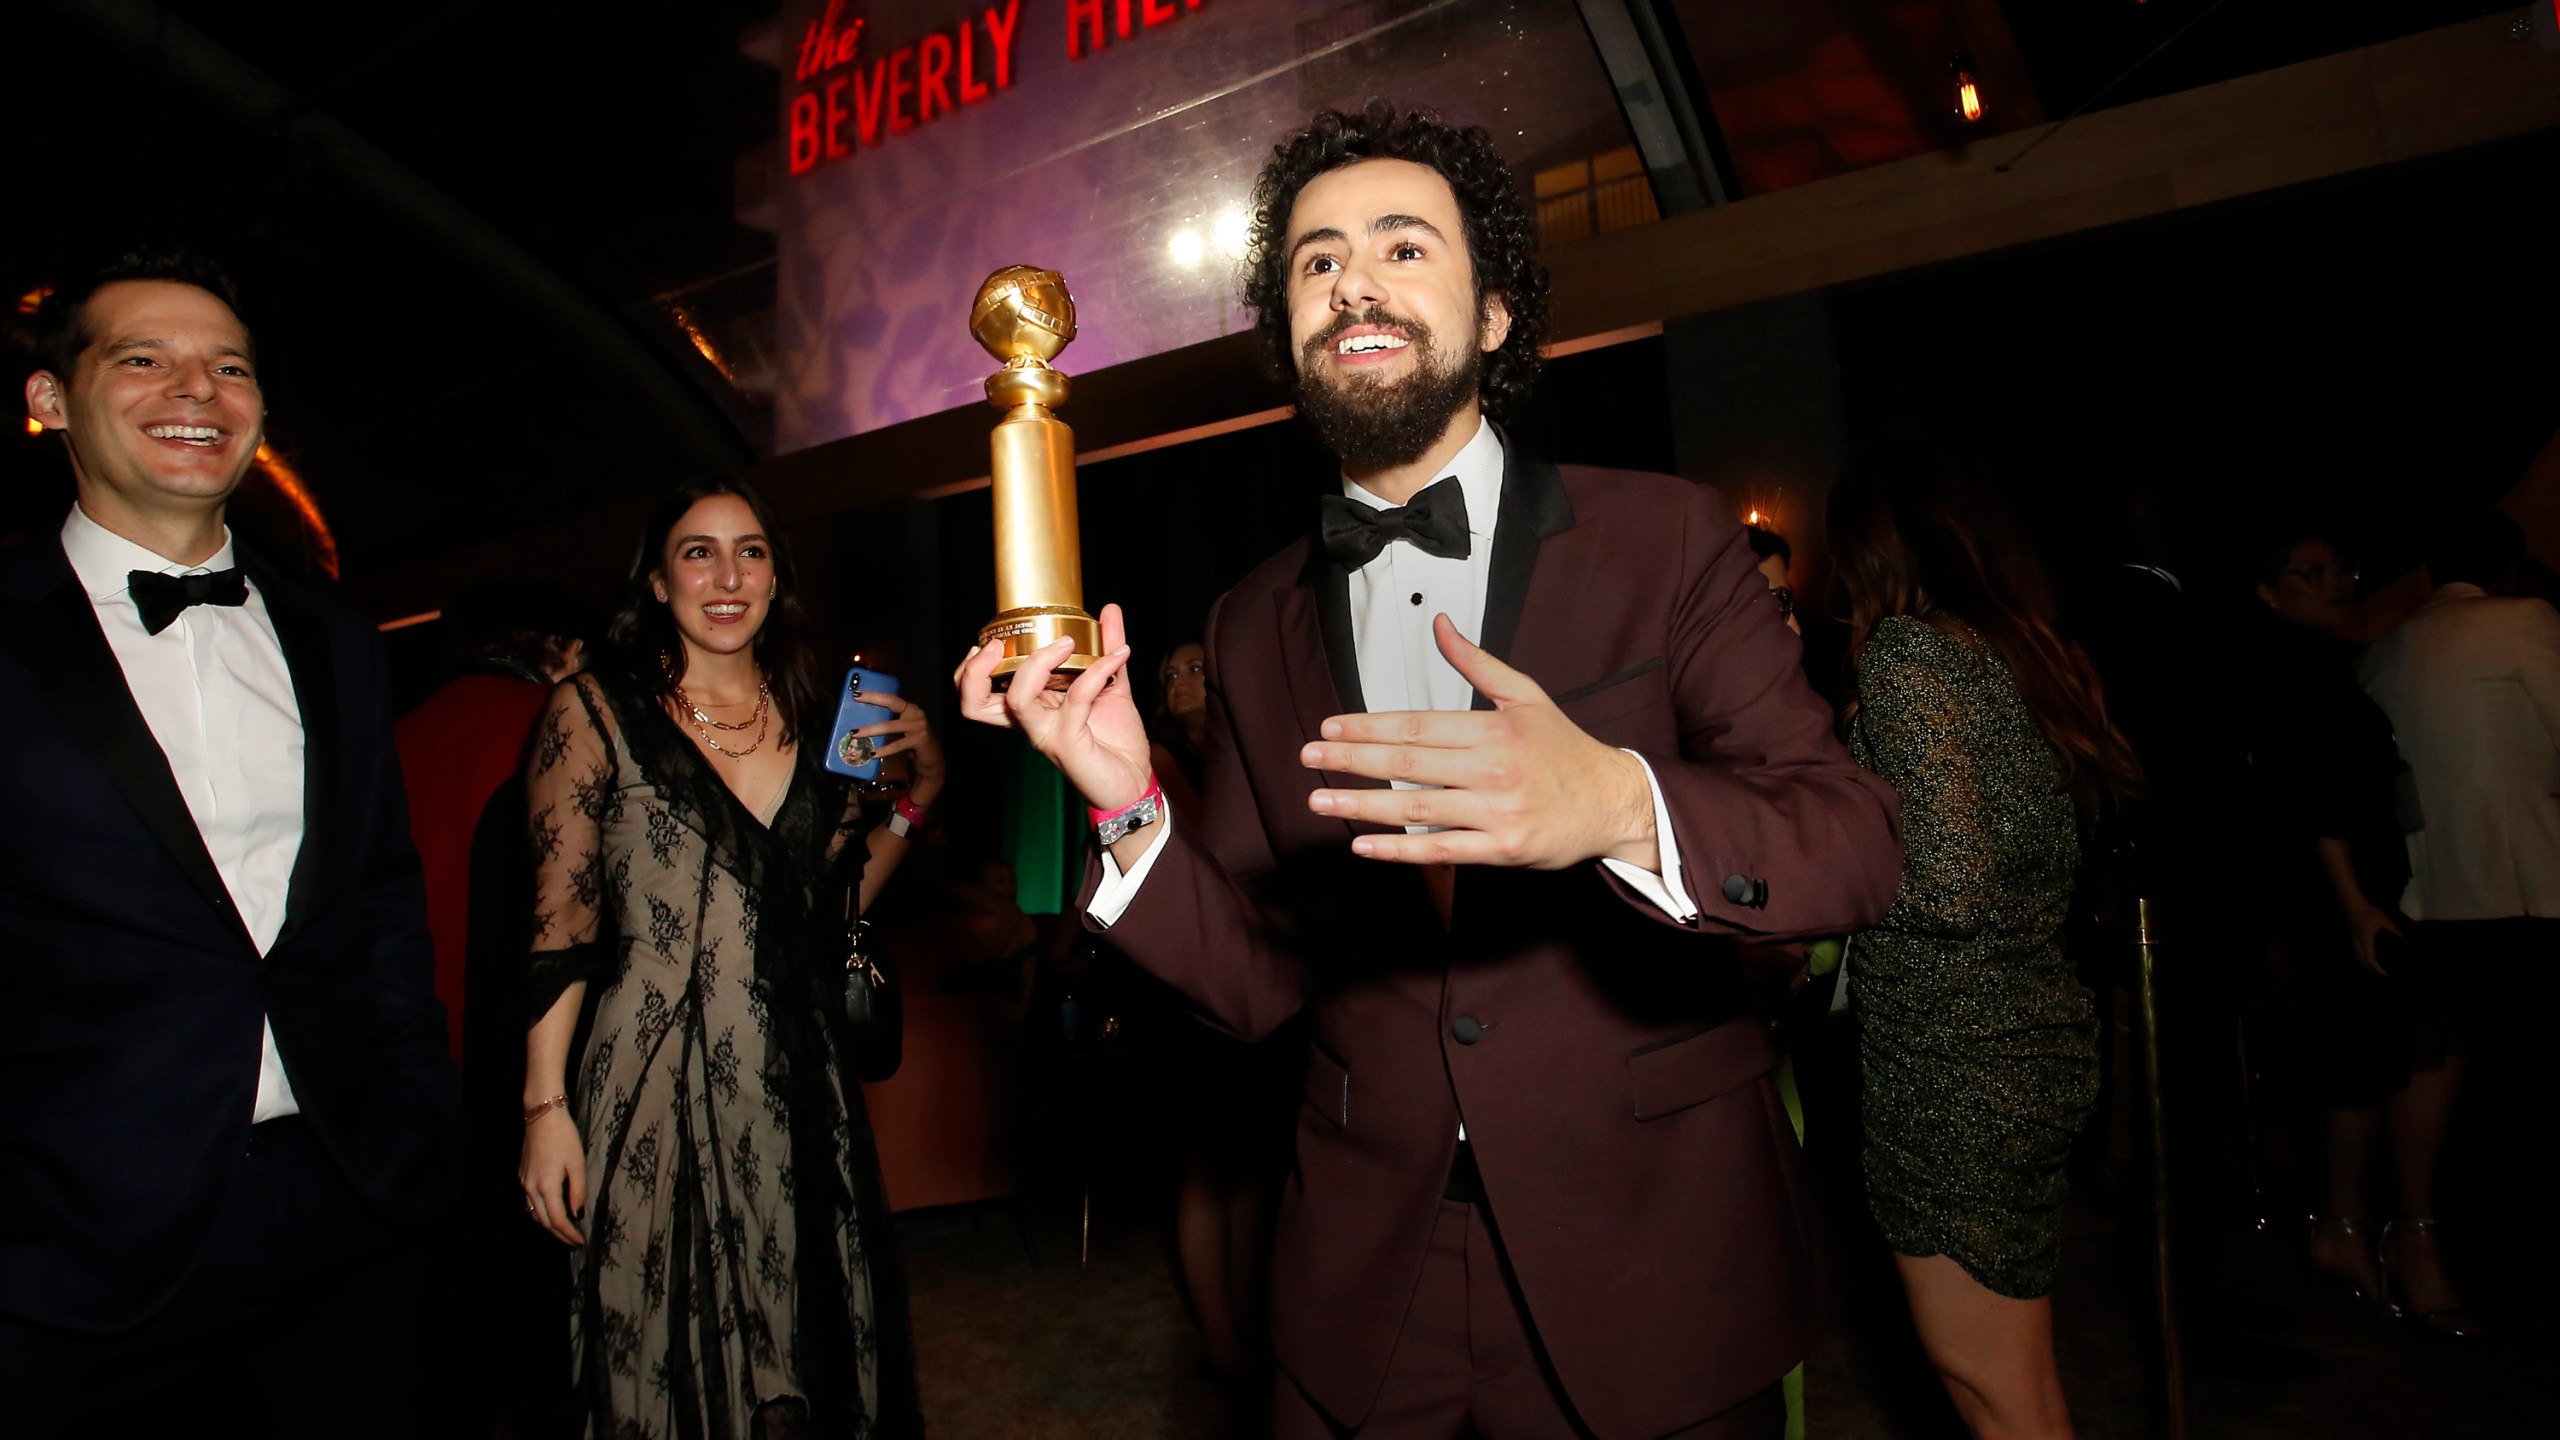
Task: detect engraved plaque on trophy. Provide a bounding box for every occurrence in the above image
[971,266,1101,691]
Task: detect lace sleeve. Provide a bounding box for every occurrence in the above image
[526,676,618,1019]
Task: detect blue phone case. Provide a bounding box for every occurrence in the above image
[825,668,901,781]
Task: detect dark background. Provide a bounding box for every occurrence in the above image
[9,0,2554,801]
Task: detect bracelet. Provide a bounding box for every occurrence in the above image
[523,1094,570,1125]
[887,794,930,839]
[1090,777,1166,848]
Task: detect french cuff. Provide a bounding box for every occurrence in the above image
[1087,806,1174,928]
[1597,750,1698,922]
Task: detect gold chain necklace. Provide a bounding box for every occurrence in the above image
[669,666,772,758]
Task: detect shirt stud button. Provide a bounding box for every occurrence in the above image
[1410,592,1424,606]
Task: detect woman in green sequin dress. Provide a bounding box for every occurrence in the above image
[1830,457,2140,1440]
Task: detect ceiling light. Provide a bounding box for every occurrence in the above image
[1952,51,1985,124]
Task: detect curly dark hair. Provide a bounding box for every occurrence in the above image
[1240,99,1548,419]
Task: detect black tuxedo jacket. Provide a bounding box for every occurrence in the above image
[0,534,456,1332]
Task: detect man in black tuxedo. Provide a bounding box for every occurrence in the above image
[0,250,456,1436]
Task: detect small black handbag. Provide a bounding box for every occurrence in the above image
[834,874,904,1083]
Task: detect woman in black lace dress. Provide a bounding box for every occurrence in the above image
[516,478,939,1437]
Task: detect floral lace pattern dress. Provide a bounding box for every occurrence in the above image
[1847,617,2099,1300]
[526,669,915,1438]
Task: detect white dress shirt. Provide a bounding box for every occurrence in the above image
[62,505,305,1122]
[2359,582,2560,921]
[1090,418,1695,922]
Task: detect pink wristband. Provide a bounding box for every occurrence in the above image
[1088,776,1164,829]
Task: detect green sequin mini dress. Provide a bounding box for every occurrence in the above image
[1847,617,2099,1300]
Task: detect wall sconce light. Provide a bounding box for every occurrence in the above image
[1951,50,1985,124]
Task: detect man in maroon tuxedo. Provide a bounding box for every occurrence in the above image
[959,102,1903,1440]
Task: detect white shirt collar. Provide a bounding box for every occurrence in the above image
[61,504,238,604]
[1340,416,1503,542]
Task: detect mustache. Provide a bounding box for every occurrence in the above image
[1301,306,1430,364]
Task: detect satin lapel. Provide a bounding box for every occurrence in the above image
[1274,559,1385,821]
[1308,549,1365,716]
[256,569,339,955]
[0,551,258,954]
[1471,443,1576,711]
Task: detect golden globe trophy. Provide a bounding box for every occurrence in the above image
[971,265,1101,690]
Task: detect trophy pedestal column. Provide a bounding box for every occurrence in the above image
[980,384,1100,690]
[971,265,1100,692]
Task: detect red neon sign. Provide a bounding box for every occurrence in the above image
[1066,0,1206,61]
[788,0,1212,178]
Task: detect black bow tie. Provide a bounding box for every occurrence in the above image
[129,568,249,635]
[1317,477,1472,569]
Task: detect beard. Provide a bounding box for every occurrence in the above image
[1292,307,1484,472]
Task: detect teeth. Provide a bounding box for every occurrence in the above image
[1338,334,1408,355]
[145,425,223,441]
[705,604,747,615]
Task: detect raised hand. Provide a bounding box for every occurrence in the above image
[954,602,1154,811]
[1297,614,1659,871]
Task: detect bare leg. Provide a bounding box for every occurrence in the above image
[2382,1059,2472,1323]
[1224,1172,1273,1372]
[1894,1253,2074,1440]
[1176,1150,1246,1376]
[2386,1058,2459,1219]
[2312,1107,2383,1298]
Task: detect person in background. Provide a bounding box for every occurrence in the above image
[1147,637,1293,1381]
[395,579,596,1060]
[1830,453,2140,1440]
[2241,528,2470,1335]
[391,579,597,1433]
[2357,510,2559,1321]
[2,247,455,1436]
[1746,524,1800,636]
[516,477,939,1437]
[2070,491,2312,1379]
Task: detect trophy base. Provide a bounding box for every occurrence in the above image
[980,606,1102,691]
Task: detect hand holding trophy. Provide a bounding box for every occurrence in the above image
[954,268,1152,816]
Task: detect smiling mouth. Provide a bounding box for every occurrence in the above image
[1336,333,1409,356]
[143,424,226,448]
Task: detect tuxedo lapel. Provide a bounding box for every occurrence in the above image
[1275,553,1387,824]
[1307,548,1366,716]
[1471,440,1576,711]
[0,546,258,954]
[252,560,338,955]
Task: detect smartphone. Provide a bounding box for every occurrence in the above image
[825,667,901,781]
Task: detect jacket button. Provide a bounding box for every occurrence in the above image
[1721,874,1768,909]
[1452,1016,1484,1045]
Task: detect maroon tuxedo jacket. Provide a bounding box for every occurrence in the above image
[1084,451,1903,1439]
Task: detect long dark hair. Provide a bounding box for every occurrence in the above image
[1828,451,2142,824]
[605,477,831,747]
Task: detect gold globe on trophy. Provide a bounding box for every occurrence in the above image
[971,265,1101,690]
